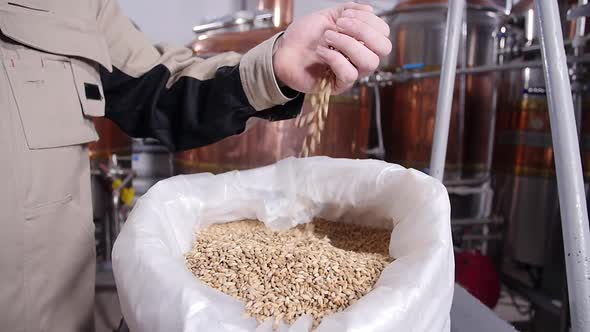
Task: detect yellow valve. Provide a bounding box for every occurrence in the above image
[121,187,135,207]
[112,178,123,190]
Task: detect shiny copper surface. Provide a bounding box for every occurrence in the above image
[494,0,590,178]
[89,117,130,161]
[191,0,293,55]
[492,0,588,268]
[464,73,498,176]
[175,90,370,174]
[380,3,501,179]
[493,106,555,176]
[258,0,293,28]
[380,78,463,175]
[492,69,567,177]
[191,27,284,55]
[181,0,369,174]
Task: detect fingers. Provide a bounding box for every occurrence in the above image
[324,30,379,78]
[341,9,390,37]
[341,2,374,13]
[316,45,358,94]
[336,16,392,57]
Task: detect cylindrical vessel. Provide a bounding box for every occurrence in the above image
[492,0,588,267]
[132,138,173,196]
[379,1,504,181]
[191,0,291,56]
[175,88,370,173]
[177,0,370,174]
[493,66,560,267]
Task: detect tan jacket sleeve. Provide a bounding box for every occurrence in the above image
[97,0,303,151]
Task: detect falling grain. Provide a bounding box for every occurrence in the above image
[297,73,333,157]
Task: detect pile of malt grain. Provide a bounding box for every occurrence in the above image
[185,219,392,328]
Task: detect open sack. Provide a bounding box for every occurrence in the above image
[112,157,454,332]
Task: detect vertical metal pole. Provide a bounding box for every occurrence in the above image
[575,0,588,35]
[457,19,467,177]
[105,211,112,262]
[429,0,466,181]
[572,0,587,135]
[535,0,590,330]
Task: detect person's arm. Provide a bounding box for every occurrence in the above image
[97,0,303,152]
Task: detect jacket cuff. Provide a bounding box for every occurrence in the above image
[239,32,297,111]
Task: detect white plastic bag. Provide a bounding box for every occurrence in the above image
[112,157,454,332]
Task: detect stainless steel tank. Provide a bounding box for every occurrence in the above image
[131,138,173,196]
[492,0,588,267]
[379,0,504,181]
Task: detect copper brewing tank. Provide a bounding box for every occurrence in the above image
[378,0,504,181]
[492,0,589,267]
[176,0,371,174]
[191,0,292,56]
[175,90,370,173]
[89,117,131,164]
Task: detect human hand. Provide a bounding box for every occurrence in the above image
[272,2,391,95]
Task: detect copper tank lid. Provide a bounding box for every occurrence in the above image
[190,0,293,56]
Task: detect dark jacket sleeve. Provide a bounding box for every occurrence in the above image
[97,0,304,152]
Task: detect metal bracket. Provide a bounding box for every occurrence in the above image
[567,3,590,20]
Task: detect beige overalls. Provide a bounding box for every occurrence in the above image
[0,0,299,331]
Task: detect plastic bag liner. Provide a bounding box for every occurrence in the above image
[112,157,454,332]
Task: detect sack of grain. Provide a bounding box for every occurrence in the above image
[112,157,454,332]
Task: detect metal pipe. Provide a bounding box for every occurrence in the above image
[444,175,490,187]
[535,0,590,330]
[105,211,112,261]
[457,19,467,182]
[572,0,588,135]
[364,85,385,159]
[568,2,590,21]
[446,186,493,195]
[429,0,466,180]
[451,216,503,226]
[496,38,563,54]
[502,274,561,317]
[360,54,590,85]
[460,234,502,241]
[495,33,590,56]
[486,34,501,179]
